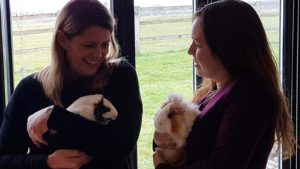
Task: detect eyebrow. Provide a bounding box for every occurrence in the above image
[84,40,111,43]
[193,38,201,44]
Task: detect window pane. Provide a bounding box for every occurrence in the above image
[11,0,110,87]
[134,0,281,169]
[134,1,193,169]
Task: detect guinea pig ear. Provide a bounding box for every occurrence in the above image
[168,93,183,104]
[169,105,184,118]
[161,100,171,109]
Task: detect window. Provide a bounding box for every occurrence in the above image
[1,0,298,169]
[134,0,193,168]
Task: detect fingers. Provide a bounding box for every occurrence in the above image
[28,130,48,147]
[27,107,52,147]
[153,148,164,168]
[47,149,92,169]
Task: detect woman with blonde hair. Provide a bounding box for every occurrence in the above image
[0,0,142,168]
[153,0,295,168]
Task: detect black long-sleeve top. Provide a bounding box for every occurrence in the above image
[156,72,277,169]
[0,61,143,169]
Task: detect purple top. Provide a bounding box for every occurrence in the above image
[156,73,276,169]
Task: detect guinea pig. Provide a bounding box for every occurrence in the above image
[43,94,118,154]
[154,93,199,165]
[93,96,118,124]
[67,94,118,125]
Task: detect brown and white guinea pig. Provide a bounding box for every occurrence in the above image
[154,94,200,165]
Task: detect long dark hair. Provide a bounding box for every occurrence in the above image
[192,0,295,159]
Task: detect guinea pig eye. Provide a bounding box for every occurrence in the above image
[167,111,175,118]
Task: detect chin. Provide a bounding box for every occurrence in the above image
[79,69,98,77]
[196,71,203,77]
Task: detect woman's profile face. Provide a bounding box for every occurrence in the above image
[60,26,111,78]
[188,17,226,81]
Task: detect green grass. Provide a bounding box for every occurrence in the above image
[140,21,192,37]
[11,15,280,169]
[136,49,193,169]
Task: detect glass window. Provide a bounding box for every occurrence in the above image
[134,0,281,169]
[134,0,193,168]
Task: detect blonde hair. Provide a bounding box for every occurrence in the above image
[192,0,295,159]
[36,0,120,107]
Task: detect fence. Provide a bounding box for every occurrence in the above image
[12,1,280,55]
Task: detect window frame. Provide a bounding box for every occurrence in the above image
[281,0,299,168]
[0,0,299,168]
[0,0,14,122]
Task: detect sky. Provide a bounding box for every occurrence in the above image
[9,0,262,14]
[10,0,192,14]
[134,0,192,7]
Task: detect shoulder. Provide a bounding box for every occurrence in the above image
[228,72,273,115]
[231,72,267,96]
[9,73,44,105]
[15,73,41,91]
[105,59,140,92]
[109,58,137,78]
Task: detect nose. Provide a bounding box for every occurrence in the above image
[93,47,105,58]
[112,114,117,120]
[188,42,195,56]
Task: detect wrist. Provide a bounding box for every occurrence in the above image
[46,105,54,115]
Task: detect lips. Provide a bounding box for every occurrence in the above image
[84,58,101,65]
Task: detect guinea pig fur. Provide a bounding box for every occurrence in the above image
[154,94,199,148]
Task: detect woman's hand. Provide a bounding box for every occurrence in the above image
[153,130,177,149]
[47,149,92,169]
[27,105,54,147]
[153,147,166,168]
[66,94,103,122]
[153,131,177,167]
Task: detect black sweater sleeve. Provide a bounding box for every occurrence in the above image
[47,62,143,167]
[0,76,50,169]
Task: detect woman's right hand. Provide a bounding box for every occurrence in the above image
[27,105,54,147]
[47,149,92,169]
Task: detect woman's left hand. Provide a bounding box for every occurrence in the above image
[27,105,54,147]
[153,147,167,168]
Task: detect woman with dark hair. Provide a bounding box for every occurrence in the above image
[0,0,142,168]
[153,0,295,169]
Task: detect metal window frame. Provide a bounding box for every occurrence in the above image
[110,0,137,168]
[0,0,13,124]
[111,0,136,66]
[1,0,298,168]
[281,0,299,168]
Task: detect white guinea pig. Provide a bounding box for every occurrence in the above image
[154,94,200,165]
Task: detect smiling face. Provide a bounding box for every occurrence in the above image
[58,26,111,78]
[188,17,228,82]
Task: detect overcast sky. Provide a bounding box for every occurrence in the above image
[10,0,193,14]
[9,0,263,14]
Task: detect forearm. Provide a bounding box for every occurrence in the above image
[0,154,49,169]
[47,105,142,163]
